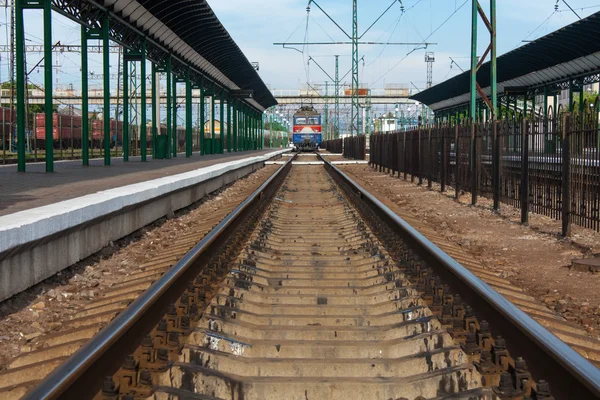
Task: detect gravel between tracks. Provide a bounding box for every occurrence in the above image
[0,165,279,370]
[338,164,600,341]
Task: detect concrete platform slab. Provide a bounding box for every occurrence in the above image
[0,149,290,302]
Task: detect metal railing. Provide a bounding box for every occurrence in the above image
[369,114,600,236]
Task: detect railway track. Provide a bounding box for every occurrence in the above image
[2,153,600,399]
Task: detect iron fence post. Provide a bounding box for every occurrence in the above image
[455,125,460,200]
[428,126,433,189]
[403,133,408,180]
[493,121,500,211]
[441,128,446,192]
[562,114,572,237]
[471,123,477,205]
[521,118,529,224]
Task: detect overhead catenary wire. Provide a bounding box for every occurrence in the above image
[371,0,469,85]
[367,13,403,67]
[512,9,557,49]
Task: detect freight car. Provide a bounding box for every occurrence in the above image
[0,107,14,150]
[35,113,83,149]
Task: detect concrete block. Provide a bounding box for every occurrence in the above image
[0,149,289,301]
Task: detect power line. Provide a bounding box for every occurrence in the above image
[560,0,581,19]
[372,0,468,85]
[366,13,403,67]
[513,10,556,49]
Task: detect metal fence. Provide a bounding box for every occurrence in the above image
[369,113,600,236]
[322,139,342,153]
[343,136,366,160]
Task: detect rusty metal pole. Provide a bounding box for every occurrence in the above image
[428,126,433,189]
[441,127,446,193]
[493,121,500,211]
[455,125,460,200]
[471,123,477,205]
[562,114,572,237]
[521,118,529,224]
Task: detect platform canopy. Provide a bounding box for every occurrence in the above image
[411,11,600,112]
[100,0,276,110]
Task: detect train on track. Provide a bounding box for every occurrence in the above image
[292,105,322,151]
[34,113,187,149]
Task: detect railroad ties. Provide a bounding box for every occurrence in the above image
[147,158,488,399]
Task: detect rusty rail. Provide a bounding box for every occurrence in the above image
[321,154,600,399]
[22,155,295,400]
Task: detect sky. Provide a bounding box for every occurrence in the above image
[207,0,600,91]
[0,0,599,95]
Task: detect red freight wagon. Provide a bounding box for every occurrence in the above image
[0,107,14,150]
[34,114,82,141]
[91,119,125,145]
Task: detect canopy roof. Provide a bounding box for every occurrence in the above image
[411,11,600,111]
[104,0,277,110]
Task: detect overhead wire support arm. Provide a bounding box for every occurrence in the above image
[308,56,335,82]
[307,0,351,38]
[359,0,402,39]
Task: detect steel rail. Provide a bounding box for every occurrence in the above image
[23,155,295,400]
[321,156,600,399]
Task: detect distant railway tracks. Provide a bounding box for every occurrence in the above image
[2,153,600,399]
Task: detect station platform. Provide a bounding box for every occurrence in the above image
[0,149,289,302]
[0,150,275,217]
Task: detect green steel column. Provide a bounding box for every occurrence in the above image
[469,0,478,121]
[81,26,89,166]
[243,106,247,150]
[227,94,231,153]
[151,62,157,159]
[166,56,172,159]
[140,39,147,161]
[252,113,256,150]
[219,90,224,153]
[200,78,205,155]
[43,0,54,172]
[490,0,497,119]
[569,81,574,112]
[269,109,273,148]
[102,13,111,166]
[261,113,264,149]
[16,0,25,171]
[351,0,359,135]
[123,58,129,161]
[211,89,216,154]
[185,68,192,158]
[233,101,238,151]
[172,71,177,158]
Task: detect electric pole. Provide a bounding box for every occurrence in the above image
[351,0,359,136]
[425,52,435,124]
[335,55,340,137]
